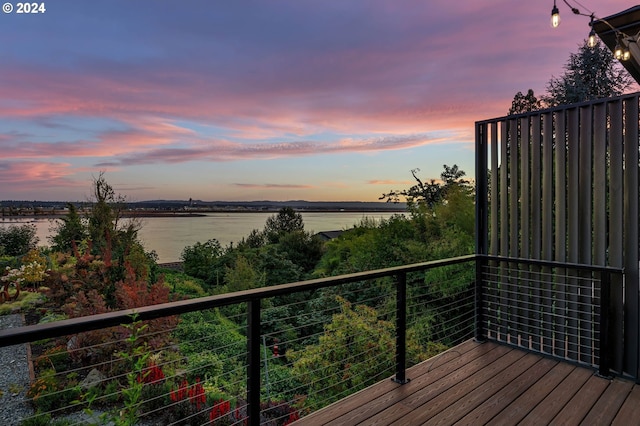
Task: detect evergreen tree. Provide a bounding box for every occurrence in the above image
[263,207,304,244]
[508,89,542,115]
[49,203,87,252]
[541,40,632,107]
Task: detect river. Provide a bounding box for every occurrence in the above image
[0,212,402,262]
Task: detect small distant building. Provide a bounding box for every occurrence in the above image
[314,230,344,241]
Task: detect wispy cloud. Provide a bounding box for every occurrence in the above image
[233,183,314,190]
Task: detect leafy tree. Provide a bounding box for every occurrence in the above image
[263,207,304,244]
[256,245,303,286]
[541,40,633,107]
[224,254,264,292]
[86,172,144,263]
[49,203,87,253]
[508,89,542,115]
[0,224,39,256]
[237,228,265,249]
[180,239,223,281]
[379,164,469,209]
[276,230,324,274]
[288,297,395,409]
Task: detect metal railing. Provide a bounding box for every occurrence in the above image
[477,255,624,378]
[0,255,475,425]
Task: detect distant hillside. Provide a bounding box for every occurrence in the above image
[137,200,406,212]
[0,199,407,213]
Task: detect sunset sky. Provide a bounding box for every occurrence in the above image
[1,0,637,202]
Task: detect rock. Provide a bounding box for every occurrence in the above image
[80,368,105,390]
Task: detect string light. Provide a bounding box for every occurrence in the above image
[614,39,623,60]
[551,1,560,28]
[551,0,634,61]
[587,16,597,48]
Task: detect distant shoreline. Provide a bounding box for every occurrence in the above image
[0,208,406,220]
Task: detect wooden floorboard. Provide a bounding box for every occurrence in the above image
[293,339,640,426]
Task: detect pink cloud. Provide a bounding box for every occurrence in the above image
[0,161,81,190]
[233,183,314,190]
[368,179,413,186]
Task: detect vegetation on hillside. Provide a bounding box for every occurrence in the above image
[1,166,475,424]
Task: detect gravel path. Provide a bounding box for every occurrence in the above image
[0,314,34,426]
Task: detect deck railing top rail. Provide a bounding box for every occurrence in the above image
[0,254,476,348]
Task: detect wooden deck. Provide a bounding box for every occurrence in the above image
[294,339,640,425]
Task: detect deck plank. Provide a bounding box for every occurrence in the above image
[580,379,633,426]
[518,365,593,426]
[454,356,558,425]
[612,382,640,425]
[356,344,514,426]
[292,340,640,426]
[386,346,527,425]
[489,361,575,425]
[308,340,491,426]
[423,352,546,425]
[549,374,610,425]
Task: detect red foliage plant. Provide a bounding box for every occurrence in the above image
[114,261,179,350]
[170,379,189,403]
[170,378,207,411]
[138,362,165,385]
[210,398,231,423]
[189,378,206,411]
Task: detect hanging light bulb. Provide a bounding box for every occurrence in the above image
[614,40,623,60]
[588,28,597,48]
[623,47,631,61]
[587,16,596,48]
[551,1,560,28]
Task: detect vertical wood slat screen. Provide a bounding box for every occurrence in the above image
[476,93,640,378]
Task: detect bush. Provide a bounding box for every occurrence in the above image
[0,224,38,256]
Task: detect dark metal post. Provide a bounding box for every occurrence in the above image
[475,122,488,342]
[475,256,485,342]
[392,272,409,384]
[247,299,261,425]
[475,122,488,257]
[598,270,611,378]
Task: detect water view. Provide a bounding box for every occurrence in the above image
[0,211,401,263]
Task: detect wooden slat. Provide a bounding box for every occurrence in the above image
[318,340,486,426]
[566,107,579,358]
[520,117,530,259]
[499,121,509,342]
[623,97,639,377]
[581,379,634,425]
[578,106,593,365]
[509,364,593,425]
[490,121,498,257]
[553,110,567,359]
[541,114,554,353]
[551,374,610,425]
[294,341,640,426]
[612,383,640,425]
[442,356,557,425]
[608,100,624,373]
[385,348,526,425]
[489,361,575,425]
[592,103,607,267]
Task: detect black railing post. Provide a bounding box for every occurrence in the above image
[392,272,409,384]
[247,299,261,425]
[475,256,485,342]
[598,270,611,378]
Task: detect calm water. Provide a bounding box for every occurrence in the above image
[0,212,401,262]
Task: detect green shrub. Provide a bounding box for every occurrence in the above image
[163,271,207,297]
